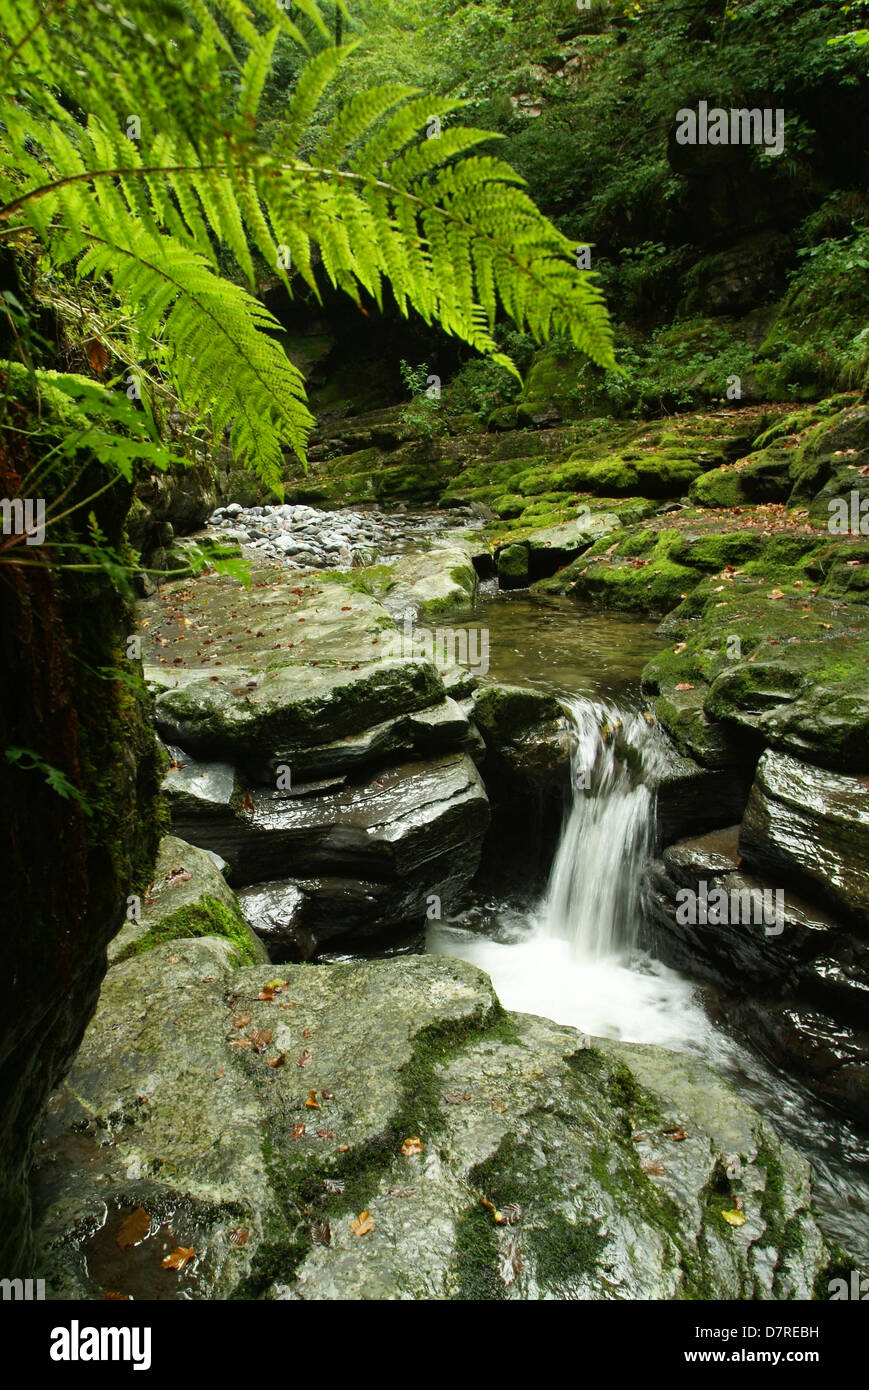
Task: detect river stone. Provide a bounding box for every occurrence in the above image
[375,548,478,618]
[108,835,267,966]
[740,750,869,927]
[31,944,834,1301]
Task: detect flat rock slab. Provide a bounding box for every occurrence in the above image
[167,751,490,893]
[32,945,833,1301]
[139,566,392,671]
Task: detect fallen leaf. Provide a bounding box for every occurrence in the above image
[250,1029,273,1053]
[164,866,192,886]
[103,1292,132,1300]
[401,1136,423,1157]
[305,1090,321,1109]
[297,1048,312,1067]
[241,793,255,814]
[86,336,109,372]
[768,589,785,600]
[673,642,687,654]
[215,1065,225,1079]
[291,1123,306,1139]
[267,1053,286,1068]
[663,1127,686,1142]
[301,1028,311,1039]
[311,1219,331,1246]
[228,1037,252,1048]
[116,1207,150,1251]
[338,1144,349,1152]
[264,978,288,991]
[167,955,180,964]
[674,682,695,692]
[162,1247,195,1270]
[315,1128,335,1139]
[350,1211,374,1237]
[233,1011,252,1029]
[228,1228,248,1246]
[642,1161,667,1176]
[321,1088,335,1099]
[721,1209,746,1227]
[323,1179,345,1195]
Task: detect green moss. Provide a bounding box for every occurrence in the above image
[117,895,261,965]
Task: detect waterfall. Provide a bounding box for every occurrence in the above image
[540,697,665,961]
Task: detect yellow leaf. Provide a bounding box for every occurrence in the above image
[721,1209,746,1227]
[350,1211,374,1236]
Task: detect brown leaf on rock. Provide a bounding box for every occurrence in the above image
[321,1088,334,1099]
[228,1037,252,1049]
[233,1011,252,1029]
[349,1211,374,1237]
[116,1207,150,1250]
[250,1029,273,1053]
[642,1161,667,1176]
[162,1246,195,1270]
[291,1123,306,1139]
[103,1292,132,1300]
[674,682,695,692]
[297,1048,312,1067]
[241,793,255,814]
[305,1090,321,1109]
[267,1053,286,1068]
[494,1203,522,1226]
[228,1228,248,1246]
[311,1219,332,1247]
[768,588,785,600]
[663,1126,686,1141]
[401,1136,423,1157]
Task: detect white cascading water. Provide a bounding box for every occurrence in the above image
[429,695,717,1051]
[542,697,665,961]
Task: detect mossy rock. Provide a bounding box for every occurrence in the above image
[496,542,530,588]
[109,835,267,965]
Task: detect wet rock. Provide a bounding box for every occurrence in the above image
[32,945,834,1301]
[740,750,869,927]
[654,742,754,843]
[473,685,571,889]
[163,751,490,900]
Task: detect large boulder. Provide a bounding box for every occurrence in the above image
[33,944,835,1301]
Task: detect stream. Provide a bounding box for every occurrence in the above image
[426,591,869,1266]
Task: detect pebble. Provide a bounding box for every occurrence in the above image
[205,502,480,572]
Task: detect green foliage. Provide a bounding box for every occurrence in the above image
[0,0,614,497]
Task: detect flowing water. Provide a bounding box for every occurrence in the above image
[427,592,869,1263]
